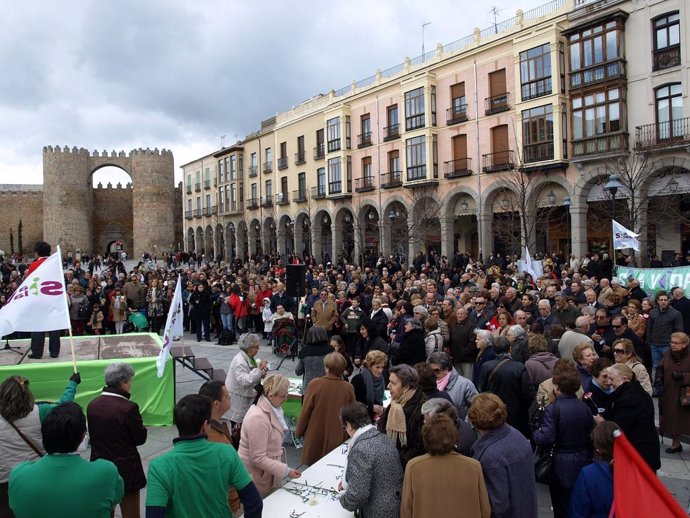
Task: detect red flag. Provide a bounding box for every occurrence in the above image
[612,431,687,518]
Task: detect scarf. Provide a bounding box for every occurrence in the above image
[266,397,289,431]
[246,351,257,369]
[386,387,415,447]
[361,368,384,407]
[437,370,452,392]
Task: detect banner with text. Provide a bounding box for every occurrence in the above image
[614,265,690,294]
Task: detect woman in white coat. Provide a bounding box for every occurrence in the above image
[238,374,301,496]
[225,334,268,425]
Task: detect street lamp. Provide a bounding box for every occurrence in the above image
[460,200,469,212]
[547,190,556,205]
[563,196,571,255]
[604,174,624,251]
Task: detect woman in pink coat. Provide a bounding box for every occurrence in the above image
[238,374,301,496]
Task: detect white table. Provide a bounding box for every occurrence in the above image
[260,441,354,518]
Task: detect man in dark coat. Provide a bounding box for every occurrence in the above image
[611,315,647,361]
[270,282,295,314]
[477,338,536,438]
[87,363,147,518]
[449,307,477,379]
[671,287,690,334]
[393,319,426,366]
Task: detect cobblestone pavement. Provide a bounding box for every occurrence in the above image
[83,323,689,517]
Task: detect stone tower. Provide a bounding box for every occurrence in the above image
[43,146,175,259]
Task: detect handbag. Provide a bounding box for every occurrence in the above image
[680,385,690,407]
[533,403,560,484]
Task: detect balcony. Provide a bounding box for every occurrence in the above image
[405,114,425,131]
[523,142,555,163]
[294,152,306,165]
[572,132,628,157]
[311,186,326,199]
[313,143,325,160]
[247,198,259,210]
[276,192,289,205]
[194,183,201,192]
[293,189,308,203]
[248,165,258,178]
[204,180,211,190]
[227,201,243,214]
[329,181,343,194]
[357,132,372,148]
[521,77,552,101]
[327,180,352,198]
[213,177,217,187]
[443,158,473,179]
[186,185,192,194]
[261,195,273,208]
[635,117,690,151]
[185,210,193,219]
[485,93,510,115]
[355,176,375,192]
[482,150,516,172]
[204,206,217,216]
[383,124,400,141]
[569,59,625,89]
[446,105,468,125]
[653,46,681,71]
[193,208,202,217]
[277,157,288,170]
[381,171,402,189]
[263,162,273,174]
[327,139,341,153]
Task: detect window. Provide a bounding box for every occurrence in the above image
[653,13,681,70]
[216,160,222,183]
[572,87,625,154]
[327,117,341,152]
[230,156,236,180]
[296,135,305,163]
[389,150,400,173]
[569,20,624,87]
[656,83,683,139]
[249,152,257,177]
[520,43,552,100]
[196,196,201,210]
[224,185,229,209]
[278,142,288,169]
[315,129,325,158]
[265,147,272,163]
[345,116,351,149]
[187,198,192,212]
[362,156,372,181]
[522,105,554,162]
[230,184,237,211]
[487,69,509,114]
[250,183,257,202]
[298,172,306,195]
[328,157,342,193]
[205,193,211,209]
[265,179,272,198]
[431,85,437,126]
[448,82,467,123]
[406,135,426,180]
[223,159,229,181]
[186,173,192,189]
[317,167,326,195]
[359,114,371,147]
[405,87,425,130]
[385,105,399,139]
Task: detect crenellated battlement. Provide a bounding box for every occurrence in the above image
[95,182,133,190]
[43,146,172,158]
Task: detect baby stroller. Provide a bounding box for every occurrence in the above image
[123,309,149,333]
[272,318,300,359]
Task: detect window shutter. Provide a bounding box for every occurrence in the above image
[489,69,506,96]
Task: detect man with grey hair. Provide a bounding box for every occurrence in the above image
[506,325,529,363]
[537,299,558,336]
[558,316,594,360]
[87,363,147,518]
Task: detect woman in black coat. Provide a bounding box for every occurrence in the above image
[369,298,390,340]
[601,363,661,472]
[393,318,426,366]
[534,366,594,518]
[188,283,212,342]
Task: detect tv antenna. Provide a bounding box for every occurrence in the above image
[220,135,226,148]
[421,22,431,56]
[488,6,506,33]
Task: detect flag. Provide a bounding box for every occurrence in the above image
[0,250,70,337]
[156,276,183,378]
[522,246,540,281]
[612,430,687,518]
[613,220,640,251]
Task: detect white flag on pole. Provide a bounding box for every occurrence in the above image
[523,246,540,281]
[157,276,184,378]
[612,220,640,251]
[0,250,70,337]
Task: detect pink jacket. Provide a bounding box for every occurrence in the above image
[238,396,288,496]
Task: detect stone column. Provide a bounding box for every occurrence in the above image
[570,203,588,260]
[441,216,453,258]
[478,213,493,261]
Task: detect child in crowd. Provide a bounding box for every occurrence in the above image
[261,297,274,340]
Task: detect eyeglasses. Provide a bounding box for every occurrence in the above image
[613,349,626,354]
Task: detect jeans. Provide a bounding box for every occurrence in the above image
[220,313,234,331]
[651,343,670,371]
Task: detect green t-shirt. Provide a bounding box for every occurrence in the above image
[146,436,252,518]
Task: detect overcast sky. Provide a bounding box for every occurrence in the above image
[0,0,547,186]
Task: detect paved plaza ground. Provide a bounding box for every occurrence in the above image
[70,328,690,518]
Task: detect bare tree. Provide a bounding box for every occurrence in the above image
[399,184,444,258]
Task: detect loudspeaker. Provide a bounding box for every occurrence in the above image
[285,264,307,297]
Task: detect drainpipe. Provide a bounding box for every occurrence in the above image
[474,60,483,262]
[376,94,384,258]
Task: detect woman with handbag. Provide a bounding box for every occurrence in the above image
[655,331,690,454]
[533,365,594,518]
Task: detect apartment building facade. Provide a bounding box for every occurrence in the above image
[183,0,689,265]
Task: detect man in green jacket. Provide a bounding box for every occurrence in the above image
[9,402,124,518]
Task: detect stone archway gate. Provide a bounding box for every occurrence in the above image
[43,146,176,259]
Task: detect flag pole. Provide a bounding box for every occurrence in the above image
[57,246,78,373]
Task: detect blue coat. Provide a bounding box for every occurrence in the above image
[533,395,594,489]
[568,460,613,518]
[470,423,537,518]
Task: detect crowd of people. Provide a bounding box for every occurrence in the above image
[1,242,690,517]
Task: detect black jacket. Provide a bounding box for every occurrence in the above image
[394,328,426,366]
[671,296,690,334]
[449,318,477,363]
[608,380,661,471]
[369,309,390,340]
[189,289,211,319]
